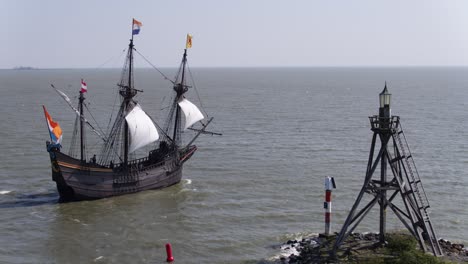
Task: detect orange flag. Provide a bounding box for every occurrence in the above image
[186,34,192,49]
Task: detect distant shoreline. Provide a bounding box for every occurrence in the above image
[12,66,37,70]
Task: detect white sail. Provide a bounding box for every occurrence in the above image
[125,104,159,153]
[178,98,204,130]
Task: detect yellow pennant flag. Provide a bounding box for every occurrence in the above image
[186,34,193,49]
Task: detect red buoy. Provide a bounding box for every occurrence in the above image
[165,243,174,262]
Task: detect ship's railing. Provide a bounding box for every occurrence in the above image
[113,149,179,171]
[369,115,400,131]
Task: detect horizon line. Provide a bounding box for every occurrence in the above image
[3,65,468,70]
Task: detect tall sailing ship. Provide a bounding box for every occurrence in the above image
[44,19,218,201]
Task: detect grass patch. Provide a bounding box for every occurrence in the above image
[383,233,447,264]
[329,233,451,263]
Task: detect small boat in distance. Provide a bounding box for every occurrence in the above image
[44,19,219,201]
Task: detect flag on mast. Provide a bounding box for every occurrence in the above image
[186,34,193,49]
[43,106,63,144]
[132,19,143,35]
[81,79,87,93]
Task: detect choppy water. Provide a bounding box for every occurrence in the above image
[0,67,467,263]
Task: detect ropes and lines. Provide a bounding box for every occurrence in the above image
[99,106,125,165]
[94,48,127,69]
[185,63,221,134]
[186,62,208,118]
[69,115,80,158]
[134,48,175,85]
[106,83,121,133]
[50,84,107,142]
[84,103,107,139]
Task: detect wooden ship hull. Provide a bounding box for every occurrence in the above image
[48,143,197,201]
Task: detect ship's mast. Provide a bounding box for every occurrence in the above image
[119,35,138,166]
[124,37,134,165]
[172,49,188,144]
[79,90,85,162]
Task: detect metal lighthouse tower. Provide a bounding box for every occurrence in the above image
[332,84,443,256]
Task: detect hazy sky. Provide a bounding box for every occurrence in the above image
[2,0,468,68]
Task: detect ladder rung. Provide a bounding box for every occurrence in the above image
[406,155,412,159]
[419,205,430,211]
[404,190,414,195]
[398,131,404,135]
[390,156,404,163]
[410,180,421,185]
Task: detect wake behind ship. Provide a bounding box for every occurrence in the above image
[44,19,218,201]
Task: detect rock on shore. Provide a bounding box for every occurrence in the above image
[269,232,468,263]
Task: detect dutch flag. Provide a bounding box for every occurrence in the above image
[132,19,142,35]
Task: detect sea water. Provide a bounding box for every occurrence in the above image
[0,67,467,263]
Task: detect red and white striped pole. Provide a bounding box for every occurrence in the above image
[324,176,336,236]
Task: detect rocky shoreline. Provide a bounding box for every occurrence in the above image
[268,232,468,263]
